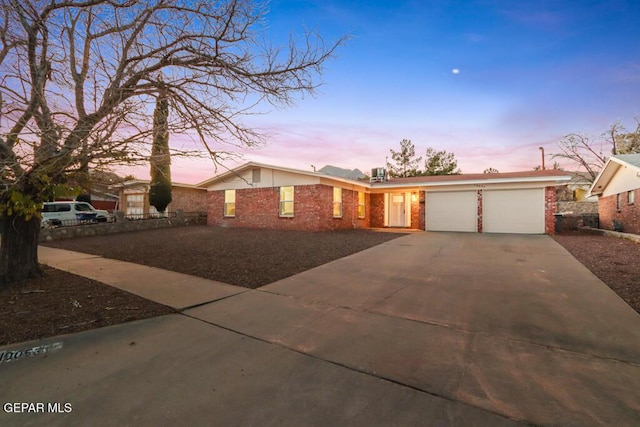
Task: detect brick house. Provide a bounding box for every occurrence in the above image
[199,162,570,234]
[112,179,207,217]
[589,154,640,234]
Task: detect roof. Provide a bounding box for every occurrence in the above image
[111,179,205,190]
[198,161,571,189]
[615,153,640,168]
[384,169,568,184]
[589,154,640,196]
[196,161,367,188]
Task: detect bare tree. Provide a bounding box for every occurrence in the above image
[0,0,344,283]
[552,119,640,182]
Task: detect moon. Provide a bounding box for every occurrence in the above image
[452,68,460,74]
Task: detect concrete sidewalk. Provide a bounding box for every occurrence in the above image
[1,233,639,426]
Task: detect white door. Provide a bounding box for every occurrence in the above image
[388,193,406,227]
[426,191,477,232]
[483,189,545,234]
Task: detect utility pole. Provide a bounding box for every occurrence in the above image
[538,147,545,170]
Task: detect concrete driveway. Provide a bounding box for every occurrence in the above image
[3,232,640,426]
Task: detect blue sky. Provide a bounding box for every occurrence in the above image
[150,0,640,183]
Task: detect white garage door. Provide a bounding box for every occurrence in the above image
[426,191,477,232]
[483,189,545,234]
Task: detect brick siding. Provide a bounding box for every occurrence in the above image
[418,191,426,230]
[208,184,370,231]
[477,190,483,233]
[598,189,640,234]
[409,192,420,229]
[370,193,385,228]
[170,187,208,213]
[545,186,556,235]
[208,185,559,234]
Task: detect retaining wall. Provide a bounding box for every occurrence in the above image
[39,211,207,242]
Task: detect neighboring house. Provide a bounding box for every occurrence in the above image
[199,162,570,234]
[589,154,640,234]
[112,179,207,217]
[55,189,120,213]
[555,171,598,215]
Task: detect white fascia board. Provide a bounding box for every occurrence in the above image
[588,158,619,197]
[372,175,570,190]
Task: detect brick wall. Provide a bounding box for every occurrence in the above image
[545,186,556,235]
[207,184,370,231]
[370,193,385,228]
[409,191,420,229]
[170,187,207,213]
[477,190,483,233]
[418,191,426,230]
[598,190,640,234]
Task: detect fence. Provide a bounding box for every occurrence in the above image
[39,210,207,242]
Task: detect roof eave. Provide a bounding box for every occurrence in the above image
[373,175,571,189]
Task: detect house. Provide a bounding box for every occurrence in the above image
[589,154,640,234]
[112,179,207,217]
[555,172,598,214]
[198,162,571,234]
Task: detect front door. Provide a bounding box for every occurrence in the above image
[389,193,406,227]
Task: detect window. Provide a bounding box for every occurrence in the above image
[224,190,236,217]
[125,194,144,216]
[629,190,635,205]
[357,192,365,219]
[280,186,294,217]
[75,203,92,212]
[333,187,342,218]
[616,193,622,211]
[252,169,261,183]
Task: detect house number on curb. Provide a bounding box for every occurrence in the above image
[0,342,63,364]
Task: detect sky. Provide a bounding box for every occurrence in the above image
[126,0,640,184]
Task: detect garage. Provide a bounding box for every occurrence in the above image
[426,191,477,232]
[483,188,545,234]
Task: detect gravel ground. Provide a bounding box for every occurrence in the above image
[44,226,406,288]
[3,227,638,346]
[0,265,175,346]
[553,231,640,314]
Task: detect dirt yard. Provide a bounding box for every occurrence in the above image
[2,227,404,345]
[553,232,640,314]
[3,227,638,346]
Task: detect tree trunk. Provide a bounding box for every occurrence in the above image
[0,213,43,285]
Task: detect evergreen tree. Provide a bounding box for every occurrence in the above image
[386,139,422,178]
[422,148,460,176]
[149,87,172,213]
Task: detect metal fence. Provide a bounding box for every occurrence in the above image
[123,212,178,221]
[41,217,112,228]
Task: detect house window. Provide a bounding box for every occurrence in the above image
[629,191,635,205]
[252,169,261,183]
[333,187,342,218]
[224,190,236,217]
[280,186,294,217]
[357,192,365,219]
[125,194,144,216]
[616,193,622,211]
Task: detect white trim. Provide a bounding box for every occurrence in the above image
[198,161,570,190]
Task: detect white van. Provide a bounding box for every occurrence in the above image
[41,202,111,228]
